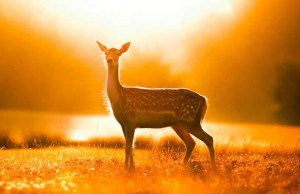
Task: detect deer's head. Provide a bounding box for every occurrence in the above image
[96,41,131,66]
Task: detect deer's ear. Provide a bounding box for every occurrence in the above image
[96,41,109,53]
[120,42,131,53]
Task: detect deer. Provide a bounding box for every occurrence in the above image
[96,41,215,169]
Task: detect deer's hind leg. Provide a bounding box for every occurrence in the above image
[171,125,195,164]
[189,124,215,167]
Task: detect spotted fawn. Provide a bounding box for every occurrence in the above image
[96,41,215,169]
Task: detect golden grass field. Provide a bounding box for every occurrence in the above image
[0,145,299,194]
[0,111,299,193]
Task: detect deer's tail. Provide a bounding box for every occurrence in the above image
[199,96,207,124]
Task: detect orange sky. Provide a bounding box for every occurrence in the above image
[0,0,300,124]
[0,0,247,69]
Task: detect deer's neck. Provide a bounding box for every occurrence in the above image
[107,64,122,105]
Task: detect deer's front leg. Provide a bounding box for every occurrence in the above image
[124,127,136,168]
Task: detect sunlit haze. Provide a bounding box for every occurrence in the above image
[0,0,300,142]
[0,1,299,192]
[0,0,300,194]
[1,0,236,67]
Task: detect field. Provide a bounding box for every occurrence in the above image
[0,111,299,193]
[0,146,299,194]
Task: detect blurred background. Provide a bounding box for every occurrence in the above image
[0,0,299,147]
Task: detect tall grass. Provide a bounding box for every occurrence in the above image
[0,146,299,193]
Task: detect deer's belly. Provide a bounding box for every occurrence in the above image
[131,110,178,128]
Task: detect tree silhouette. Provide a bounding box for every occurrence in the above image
[275,62,300,125]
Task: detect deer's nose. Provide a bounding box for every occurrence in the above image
[107,59,113,63]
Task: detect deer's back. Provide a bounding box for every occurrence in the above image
[119,87,206,127]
